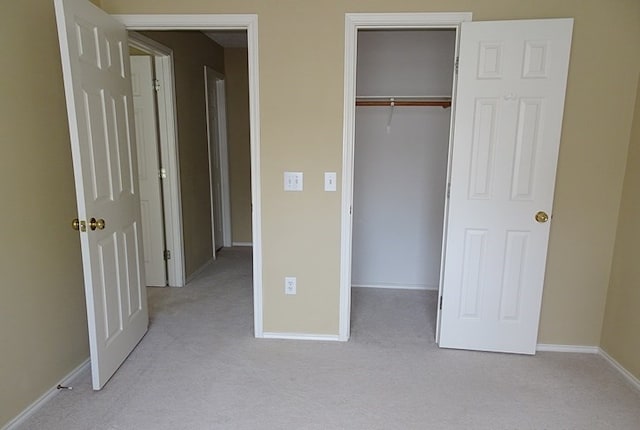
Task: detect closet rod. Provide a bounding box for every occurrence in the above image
[355,97,451,108]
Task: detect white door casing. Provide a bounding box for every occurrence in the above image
[339,13,473,342]
[204,66,225,254]
[54,0,149,388]
[131,55,167,286]
[114,13,263,337]
[215,79,233,248]
[438,19,573,354]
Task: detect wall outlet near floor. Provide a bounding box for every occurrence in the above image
[285,277,297,295]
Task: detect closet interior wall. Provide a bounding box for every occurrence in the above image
[352,30,456,291]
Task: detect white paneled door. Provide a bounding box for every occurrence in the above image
[54,0,148,388]
[439,19,573,354]
[131,56,167,286]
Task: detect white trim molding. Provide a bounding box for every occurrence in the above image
[536,344,640,393]
[215,79,233,248]
[339,12,473,342]
[232,242,253,247]
[114,14,255,29]
[2,359,90,430]
[352,283,438,291]
[204,66,231,255]
[599,348,640,392]
[116,14,264,337]
[536,344,600,354]
[262,332,341,342]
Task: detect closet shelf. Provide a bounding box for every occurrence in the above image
[355,96,451,108]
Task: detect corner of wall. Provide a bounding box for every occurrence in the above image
[599,72,640,380]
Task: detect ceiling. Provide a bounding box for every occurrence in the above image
[203,30,247,48]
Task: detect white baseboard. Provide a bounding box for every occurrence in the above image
[352,283,438,291]
[2,358,90,430]
[536,344,600,354]
[185,258,214,284]
[261,332,341,342]
[232,242,252,247]
[536,344,640,393]
[599,348,640,392]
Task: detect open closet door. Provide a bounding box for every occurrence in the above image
[438,19,573,354]
[54,0,148,388]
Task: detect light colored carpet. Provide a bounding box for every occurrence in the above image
[17,247,640,429]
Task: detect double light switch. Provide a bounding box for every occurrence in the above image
[284,172,303,191]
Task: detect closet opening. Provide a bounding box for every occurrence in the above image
[350,28,458,338]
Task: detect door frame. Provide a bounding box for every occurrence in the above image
[117,14,264,337]
[204,66,233,251]
[339,12,472,341]
[128,31,185,287]
[215,76,233,248]
[216,76,233,247]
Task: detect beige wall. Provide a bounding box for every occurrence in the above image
[601,74,640,380]
[0,0,90,426]
[140,31,225,277]
[224,48,252,244]
[103,0,640,339]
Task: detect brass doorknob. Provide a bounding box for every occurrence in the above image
[535,211,549,223]
[72,218,86,232]
[89,218,106,231]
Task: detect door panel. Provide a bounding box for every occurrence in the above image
[511,99,543,200]
[439,19,573,354]
[54,0,148,389]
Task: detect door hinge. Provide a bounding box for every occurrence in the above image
[439,296,443,310]
[454,57,459,73]
[446,182,451,199]
[153,79,160,92]
[164,250,171,260]
[159,168,167,179]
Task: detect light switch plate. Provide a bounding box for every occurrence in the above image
[324,172,337,191]
[284,172,303,191]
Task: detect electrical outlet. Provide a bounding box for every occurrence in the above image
[285,277,297,295]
